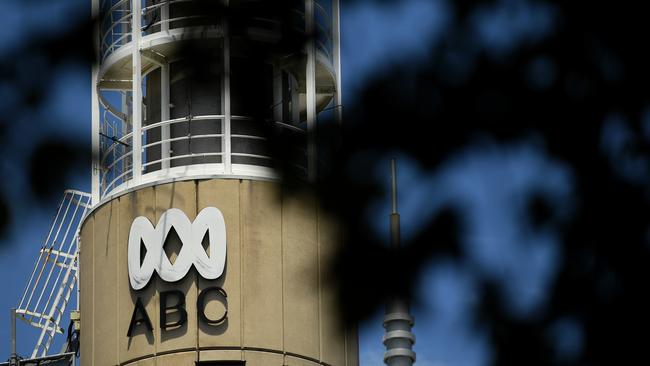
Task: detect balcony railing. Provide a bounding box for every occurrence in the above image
[99,114,307,198]
[100,0,132,62]
[99,0,334,65]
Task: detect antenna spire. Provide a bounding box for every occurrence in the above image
[391,159,398,215]
[383,159,416,366]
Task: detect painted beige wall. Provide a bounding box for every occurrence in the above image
[79,179,358,366]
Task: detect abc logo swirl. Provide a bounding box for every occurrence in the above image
[127,207,227,290]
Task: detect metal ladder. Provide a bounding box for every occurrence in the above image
[15,190,92,358]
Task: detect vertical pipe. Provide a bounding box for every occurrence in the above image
[332,0,343,128]
[223,8,232,174]
[161,63,170,169]
[91,0,100,205]
[132,0,143,182]
[306,0,317,181]
[10,308,17,366]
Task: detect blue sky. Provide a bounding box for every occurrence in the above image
[0,0,573,365]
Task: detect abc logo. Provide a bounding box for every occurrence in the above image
[127,207,227,290]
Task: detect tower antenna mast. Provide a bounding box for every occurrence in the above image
[383,158,416,366]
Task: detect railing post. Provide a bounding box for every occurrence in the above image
[273,63,283,123]
[132,0,143,183]
[333,0,343,128]
[161,63,170,170]
[223,8,232,174]
[306,0,317,181]
[161,0,170,32]
[91,0,101,204]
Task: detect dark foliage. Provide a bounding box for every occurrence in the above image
[1,0,649,364]
[0,2,95,237]
[28,141,89,200]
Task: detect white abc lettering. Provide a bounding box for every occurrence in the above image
[128,207,226,290]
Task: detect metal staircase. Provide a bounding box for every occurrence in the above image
[15,190,92,358]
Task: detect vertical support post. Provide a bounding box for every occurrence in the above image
[161,0,170,32]
[223,10,232,174]
[161,63,170,169]
[273,64,283,122]
[121,91,129,140]
[91,0,100,205]
[391,159,398,218]
[332,0,343,128]
[291,77,300,125]
[121,91,129,183]
[76,235,81,312]
[10,309,17,366]
[132,0,143,182]
[305,0,317,181]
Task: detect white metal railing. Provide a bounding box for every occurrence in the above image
[141,0,220,36]
[99,100,133,195]
[98,112,308,198]
[141,115,225,171]
[99,0,334,64]
[229,116,309,177]
[291,1,334,63]
[315,1,333,63]
[100,0,132,62]
[100,0,220,62]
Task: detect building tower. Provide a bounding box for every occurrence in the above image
[82,1,356,365]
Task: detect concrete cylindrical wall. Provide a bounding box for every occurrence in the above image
[79,179,358,366]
